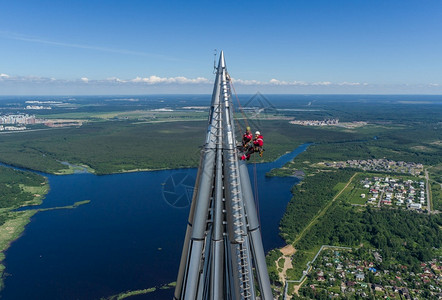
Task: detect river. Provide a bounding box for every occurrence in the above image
[1,144,309,299]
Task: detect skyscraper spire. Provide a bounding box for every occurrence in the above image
[174,51,272,300]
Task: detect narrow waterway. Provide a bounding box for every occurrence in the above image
[1,144,309,299]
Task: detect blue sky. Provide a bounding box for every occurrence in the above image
[1,0,442,95]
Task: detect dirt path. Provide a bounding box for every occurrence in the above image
[276,245,296,284]
[280,244,295,256]
[292,276,308,296]
[425,169,432,212]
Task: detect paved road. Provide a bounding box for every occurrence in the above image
[377,188,384,208]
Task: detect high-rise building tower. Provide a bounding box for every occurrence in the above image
[174,52,273,300]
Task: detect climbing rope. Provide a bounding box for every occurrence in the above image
[228,75,262,226]
[228,73,250,137]
[252,155,261,225]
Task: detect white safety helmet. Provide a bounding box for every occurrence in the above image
[255,131,260,135]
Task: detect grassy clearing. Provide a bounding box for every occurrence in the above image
[333,182,347,192]
[428,164,442,211]
[347,187,369,205]
[37,110,208,122]
[287,248,320,280]
[431,181,442,211]
[54,164,95,175]
[0,211,36,253]
[336,174,369,205]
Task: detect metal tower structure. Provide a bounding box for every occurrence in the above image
[174,51,273,300]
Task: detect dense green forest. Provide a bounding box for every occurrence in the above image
[287,124,441,166]
[297,205,442,265]
[0,120,361,175]
[0,166,46,212]
[279,169,355,242]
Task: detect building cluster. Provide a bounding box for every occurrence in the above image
[0,114,36,125]
[360,176,427,210]
[303,249,442,299]
[325,159,424,176]
[25,100,61,104]
[0,114,38,131]
[24,100,63,110]
[25,105,52,110]
[0,113,82,131]
[0,125,27,131]
[290,119,339,126]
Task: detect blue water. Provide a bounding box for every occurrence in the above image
[1,144,309,300]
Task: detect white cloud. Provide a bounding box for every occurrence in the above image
[269,78,282,85]
[232,78,263,85]
[338,82,361,86]
[267,79,308,86]
[6,75,55,83]
[106,77,126,83]
[3,73,442,95]
[312,81,332,86]
[0,74,358,88]
[130,75,209,84]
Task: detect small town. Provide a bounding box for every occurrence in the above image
[298,248,442,299]
[322,159,424,176]
[361,176,428,210]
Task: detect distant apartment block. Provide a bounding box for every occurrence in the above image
[290,119,339,126]
[25,105,52,110]
[0,125,26,131]
[0,114,36,125]
[0,113,83,131]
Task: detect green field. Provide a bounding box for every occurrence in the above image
[37,109,208,122]
[343,186,368,205]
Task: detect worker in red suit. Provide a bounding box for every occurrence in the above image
[241,131,264,161]
[242,126,253,149]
